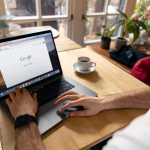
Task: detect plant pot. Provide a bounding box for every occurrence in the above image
[115,37,127,49]
[100,37,111,50]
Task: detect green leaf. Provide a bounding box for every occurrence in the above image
[132,20,147,31]
[129,12,140,21]
[135,5,139,11]
[127,24,135,33]
[126,22,131,30]
[109,20,125,31]
[131,24,140,44]
[102,25,106,29]
[108,34,112,37]
[109,28,116,35]
[117,9,128,20]
[96,33,102,36]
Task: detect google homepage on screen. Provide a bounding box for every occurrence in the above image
[0,37,53,88]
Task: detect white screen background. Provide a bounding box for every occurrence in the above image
[0,38,53,88]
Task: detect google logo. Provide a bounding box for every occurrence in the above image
[20,55,32,61]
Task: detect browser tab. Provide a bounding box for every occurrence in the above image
[1,46,9,51]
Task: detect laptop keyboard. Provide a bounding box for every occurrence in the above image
[30,79,75,107]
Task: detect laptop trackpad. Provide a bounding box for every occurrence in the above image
[39,98,78,125]
[36,111,53,134]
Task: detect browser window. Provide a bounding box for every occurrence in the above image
[0,38,53,88]
[0,32,61,98]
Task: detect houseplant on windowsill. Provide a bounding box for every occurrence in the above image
[129,1,150,45]
[109,9,147,49]
[96,25,116,50]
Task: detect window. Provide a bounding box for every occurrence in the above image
[0,0,136,46]
[17,22,37,28]
[70,0,136,46]
[1,0,69,36]
[7,0,37,16]
[84,0,128,44]
[41,0,67,16]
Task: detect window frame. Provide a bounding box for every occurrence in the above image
[70,0,137,47]
[0,0,70,36]
[0,0,137,46]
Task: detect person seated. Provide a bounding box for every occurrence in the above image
[5,87,150,150]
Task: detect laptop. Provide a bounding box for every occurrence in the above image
[0,30,97,134]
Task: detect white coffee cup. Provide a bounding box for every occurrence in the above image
[77,56,96,71]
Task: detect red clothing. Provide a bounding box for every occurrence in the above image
[131,57,150,83]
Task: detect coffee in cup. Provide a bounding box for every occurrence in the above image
[77,57,96,71]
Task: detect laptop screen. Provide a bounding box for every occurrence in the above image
[0,31,62,98]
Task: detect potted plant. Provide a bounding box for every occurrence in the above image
[128,1,150,45]
[96,25,116,50]
[109,9,147,49]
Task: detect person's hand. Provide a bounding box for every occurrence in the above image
[55,91,106,117]
[5,88,38,120]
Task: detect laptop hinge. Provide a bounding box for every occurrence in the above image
[27,74,63,92]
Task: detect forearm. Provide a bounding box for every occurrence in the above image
[103,87,150,110]
[16,122,46,150]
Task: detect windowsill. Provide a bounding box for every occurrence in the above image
[84,37,117,45]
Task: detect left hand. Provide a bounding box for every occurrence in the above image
[5,88,38,120]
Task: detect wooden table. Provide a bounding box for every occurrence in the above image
[88,41,132,74]
[11,26,82,52]
[0,47,148,150]
[0,138,1,150]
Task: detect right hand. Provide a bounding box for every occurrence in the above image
[55,91,106,117]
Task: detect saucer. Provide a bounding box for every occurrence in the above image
[72,62,95,74]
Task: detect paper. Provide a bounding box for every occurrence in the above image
[5,0,16,8]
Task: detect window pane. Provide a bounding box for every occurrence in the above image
[42,20,67,36]
[84,17,105,42]
[108,0,126,14]
[136,0,140,5]
[86,0,106,13]
[106,15,122,37]
[41,0,67,16]
[142,0,150,10]
[6,0,37,16]
[17,22,37,28]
